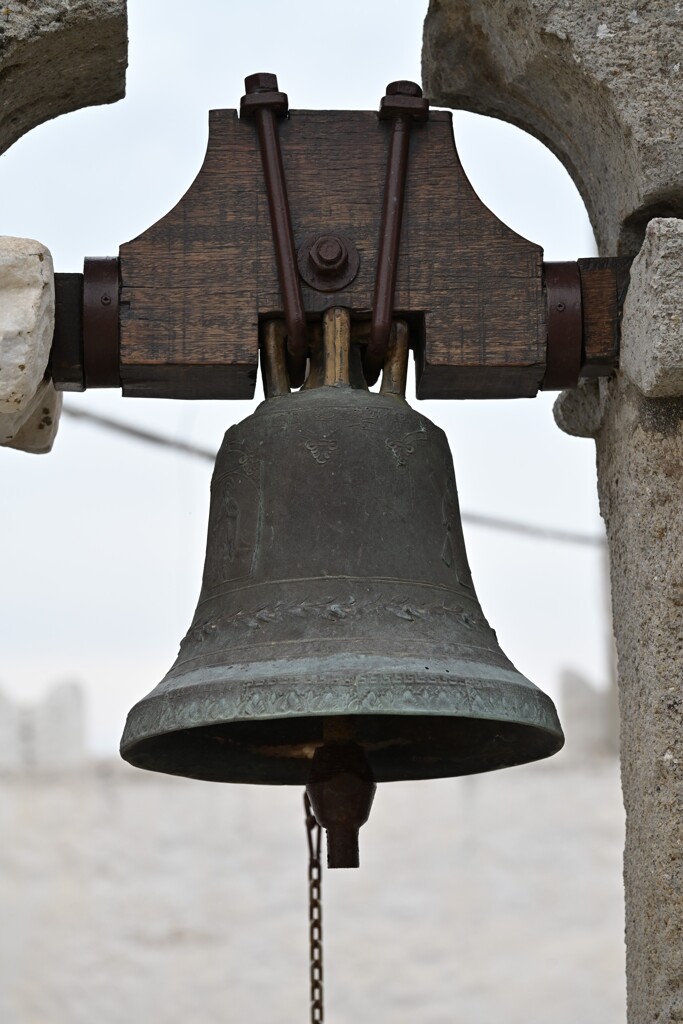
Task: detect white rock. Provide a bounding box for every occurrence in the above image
[1,378,62,453]
[0,236,62,452]
[0,236,55,414]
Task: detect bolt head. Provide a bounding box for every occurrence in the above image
[309,235,348,275]
[244,72,279,94]
[386,80,422,97]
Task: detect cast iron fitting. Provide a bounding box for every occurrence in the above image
[306,741,377,869]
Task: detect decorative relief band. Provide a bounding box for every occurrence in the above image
[122,667,562,751]
[179,591,490,656]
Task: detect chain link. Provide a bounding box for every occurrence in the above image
[304,792,324,1023]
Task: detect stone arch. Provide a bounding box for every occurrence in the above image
[0,1,127,159]
[422,0,683,254]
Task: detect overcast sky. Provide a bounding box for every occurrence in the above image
[0,0,604,754]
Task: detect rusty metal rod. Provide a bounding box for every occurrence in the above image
[366,117,411,385]
[254,108,307,362]
[365,82,428,386]
[242,74,307,386]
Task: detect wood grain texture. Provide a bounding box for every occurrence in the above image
[578,257,631,379]
[118,108,545,400]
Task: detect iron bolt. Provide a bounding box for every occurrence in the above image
[309,235,349,276]
[244,72,279,94]
[386,80,423,97]
[101,293,111,306]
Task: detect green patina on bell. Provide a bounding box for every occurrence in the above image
[120,312,563,864]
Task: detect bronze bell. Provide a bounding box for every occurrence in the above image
[120,310,564,865]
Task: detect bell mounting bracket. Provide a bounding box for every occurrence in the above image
[48,74,631,401]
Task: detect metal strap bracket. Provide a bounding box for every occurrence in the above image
[364,81,429,385]
[240,73,308,387]
[543,262,583,390]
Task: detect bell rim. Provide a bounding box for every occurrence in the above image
[120,652,564,769]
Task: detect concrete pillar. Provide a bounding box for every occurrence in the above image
[423,4,683,1021]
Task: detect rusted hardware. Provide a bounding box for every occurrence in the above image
[297,232,360,293]
[364,81,429,386]
[543,262,583,390]
[82,257,120,389]
[56,95,632,401]
[304,793,324,1024]
[306,740,377,869]
[240,73,307,387]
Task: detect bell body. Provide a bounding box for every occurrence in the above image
[120,386,563,783]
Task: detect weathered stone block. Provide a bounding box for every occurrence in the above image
[0,236,54,415]
[422,0,683,255]
[0,2,127,454]
[553,380,607,439]
[621,218,683,398]
[2,379,62,454]
[595,377,683,1024]
[0,236,61,451]
[423,6,683,1022]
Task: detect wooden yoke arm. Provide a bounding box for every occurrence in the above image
[47,80,632,401]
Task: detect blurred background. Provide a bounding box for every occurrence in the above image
[0,1,624,1021]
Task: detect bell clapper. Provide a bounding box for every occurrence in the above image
[306,718,377,869]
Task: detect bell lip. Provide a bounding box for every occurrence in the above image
[120,652,564,770]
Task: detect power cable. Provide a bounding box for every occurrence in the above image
[63,405,216,462]
[62,404,606,548]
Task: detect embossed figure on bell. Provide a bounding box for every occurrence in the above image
[120,309,564,866]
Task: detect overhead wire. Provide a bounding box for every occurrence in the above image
[62,404,606,548]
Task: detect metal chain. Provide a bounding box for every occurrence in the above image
[304,792,324,1023]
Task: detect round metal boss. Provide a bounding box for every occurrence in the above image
[297,232,360,292]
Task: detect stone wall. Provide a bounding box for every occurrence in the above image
[423,5,683,1021]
